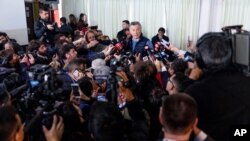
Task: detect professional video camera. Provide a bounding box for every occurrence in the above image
[221,25,250,76]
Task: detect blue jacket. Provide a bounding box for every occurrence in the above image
[127,35,153,57]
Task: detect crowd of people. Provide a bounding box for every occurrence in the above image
[1,5,250,141]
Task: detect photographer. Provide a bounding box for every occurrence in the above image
[0,49,35,90]
[27,40,51,65]
[34,6,58,45]
[0,32,23,52]
[0,106,64,141]
[185,32,250,140]
[59,58,85,96]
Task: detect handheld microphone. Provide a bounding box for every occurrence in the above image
[154,42,162,51]
[160,39,170,48]
[144,46,155,61]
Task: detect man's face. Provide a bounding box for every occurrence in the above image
[129,24,141,39]
[122,22,129,29]
[0,35,8,44]
[38,44,48,55]
[67,48,77,61]
[39,10,49,21]
[4,43,14,51]
[158,31,164,37]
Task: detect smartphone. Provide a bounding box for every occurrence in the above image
[71,83,79,96]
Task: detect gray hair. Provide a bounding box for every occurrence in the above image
[130,21,142,28]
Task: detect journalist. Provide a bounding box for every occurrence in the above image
[34,6,58,45]
[185,32,250,140]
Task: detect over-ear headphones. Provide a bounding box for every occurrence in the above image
[195,32,232,70]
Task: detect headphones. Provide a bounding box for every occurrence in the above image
[195,32,231,69]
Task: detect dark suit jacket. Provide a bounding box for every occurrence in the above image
[185,69,250,141]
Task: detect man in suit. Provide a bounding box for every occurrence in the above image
[159,93,214,141]
[185,32,250,140]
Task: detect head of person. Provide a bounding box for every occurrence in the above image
[85,31,96,43]
[66,58,85,74]
[69,14,77,23]
[78,77,93,98]
[79,13,87,22]
[159,93,197,137]
[92,59,110,92]
[0,32,8,45]
[58,43,77,63]
[168,59,187,76]
[195,32,232,72]
[28,40,48,55]
[60,17,67,25]
[129,21,142,39]
[122,20,130,29]
[39,6,49,21]
[0,106,24,141]
[89,101,124,141]
[166,72,187,95]
[4,41,14,51]
[133,61,151,84]
[0,49,19,68]
[158,27,166,37]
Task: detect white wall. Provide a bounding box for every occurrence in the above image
[0,0,28,45]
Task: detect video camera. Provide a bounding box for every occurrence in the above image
[222,25,250,76]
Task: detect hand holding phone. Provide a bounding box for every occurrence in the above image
[71,83,79,96]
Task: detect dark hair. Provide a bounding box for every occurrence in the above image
[69,14,77,24]
[79,13,87,22]
[171,72,188,92]
[170,59,188,74]
[196,32,232,71]
[158,27,165,33]
[130,21,141,27]
[162,93,197,134]
[60,17,67,24]
[58,43,75,60]
[39,6,49,13]
[78,77,93,97]
[61,102,82,132]
[89,101,124,141]
[0,106,20,141]
[122,20,130,25]
[134,61,150,82]
[0,32,7,37]
[66,58,85,73]
[28,40,46,52]
[0,49,15,66]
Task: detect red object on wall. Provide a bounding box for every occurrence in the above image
[53,10,60,26]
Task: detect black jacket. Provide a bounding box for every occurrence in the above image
[185,69,250,141]
[34,19,58,44]
[151,34,169,46]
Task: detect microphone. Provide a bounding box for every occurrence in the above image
[160,39,170,48]
[154,42,162,51]
[144,46,152,56]
[144,46,155,61]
